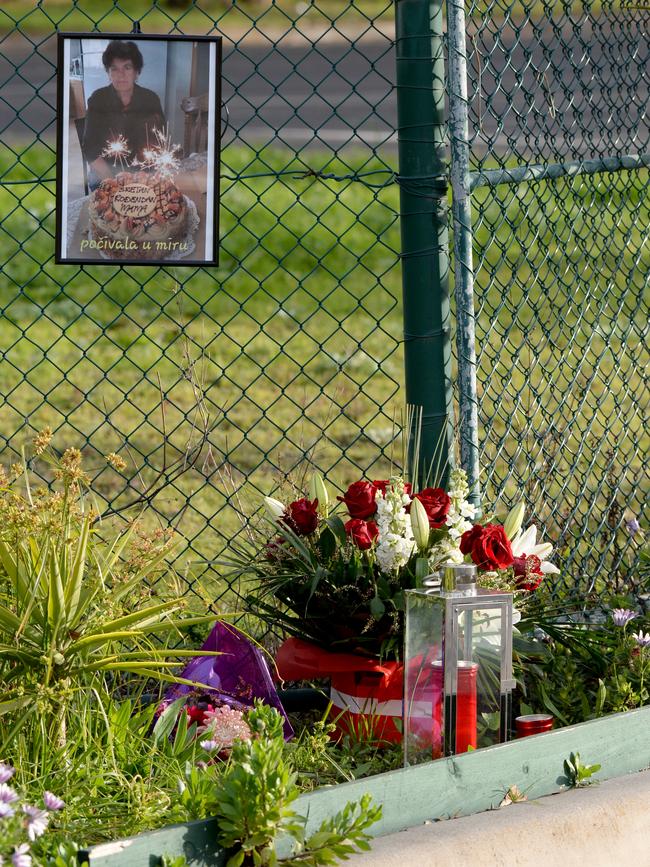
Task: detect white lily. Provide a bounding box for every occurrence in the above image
[263,496,285,522]
[510,524,560,574]
[410,497,430,551]
[308,473,329,515]
[503,501,526,540]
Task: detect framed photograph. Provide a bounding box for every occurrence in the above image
[56,33,221,266]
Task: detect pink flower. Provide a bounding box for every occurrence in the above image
[23,805,49,840]
[611,608,637,627]
[197,705,252,751]
[0,801,15,819]
[43,791,65,811]
[0,783,18,805]
[0,763,15,784]
[12,844,32,867]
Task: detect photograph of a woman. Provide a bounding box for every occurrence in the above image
[56,33,221,265]
[83,40,166,189]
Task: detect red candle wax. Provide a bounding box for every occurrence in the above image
[432,660,478,755]
[456,661,478,752]
[515,714,553,737]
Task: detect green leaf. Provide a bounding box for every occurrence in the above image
[95,600,183,633]
[369,595,385,619]
[595,679,607,716]
[132,614,219,633]
[0,696,32,716]
[67,630,144,652]
[47,547,65,630]
[0,604,24,636]
[96,519,137,576]
[63,515,91,626]
[391,590,405,611]
[304,831,333,849]
[318,527,336,560]
[307,565,328,606]
[225,851,245,867]
[325,515,347,546]
[376,576,390,597]
[415,557,430,584]
[0,539,18,585]
[539,682,570,726]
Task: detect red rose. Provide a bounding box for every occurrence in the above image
[513,554,544,592]
[413,487,451,528]
[337,481,378,519]
[459,524,484,556]
[460,523,514,571]
[373,480,412,497]
[285,497,319,535]
[344,518,379,550]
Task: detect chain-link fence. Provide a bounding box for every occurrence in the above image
[454,0,649,600]
[0,1,404,621]
[0,0,647,617]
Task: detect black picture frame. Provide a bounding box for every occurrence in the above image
[55,32,222,266]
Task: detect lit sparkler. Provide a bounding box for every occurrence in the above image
[100,134,130,169]
[131,126,182,179]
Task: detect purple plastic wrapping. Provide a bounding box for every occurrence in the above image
[162,620,293,739]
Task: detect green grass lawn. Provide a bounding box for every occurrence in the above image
[0,0,630,38]
[0,139,647,613]
[0,0,396,40]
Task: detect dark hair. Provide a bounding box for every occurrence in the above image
[102,40,144,73]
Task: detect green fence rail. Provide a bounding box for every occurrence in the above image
[0,0,647,619]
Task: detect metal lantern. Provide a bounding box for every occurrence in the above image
[403,563,515,765]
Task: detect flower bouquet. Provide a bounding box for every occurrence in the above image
[227,469,559,661]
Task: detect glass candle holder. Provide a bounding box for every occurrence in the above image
[404,577,515,765]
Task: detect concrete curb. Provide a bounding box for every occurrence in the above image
[345,768,650,866]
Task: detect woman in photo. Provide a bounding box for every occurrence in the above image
[82,40,165,189]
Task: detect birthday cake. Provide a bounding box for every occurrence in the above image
[88,171,188,260]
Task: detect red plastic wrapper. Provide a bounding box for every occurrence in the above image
[276,637,403,743]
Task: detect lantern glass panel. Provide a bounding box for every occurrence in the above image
[403,590,443,766]
[404,589,514,766]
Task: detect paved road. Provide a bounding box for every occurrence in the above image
[0,19,647,159]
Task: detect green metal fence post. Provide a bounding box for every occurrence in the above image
[395,0,454,487]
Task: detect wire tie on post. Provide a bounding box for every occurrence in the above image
[403,327,449,341]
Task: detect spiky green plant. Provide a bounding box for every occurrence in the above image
[0,444,217,757]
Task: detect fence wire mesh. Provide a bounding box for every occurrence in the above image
[0,1,402,624]
[463,0,649,599]
[0,0,647,621]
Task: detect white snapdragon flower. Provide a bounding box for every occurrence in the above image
[459,500,477,520]
[445,468,476,540]
[445,507,473,541]
[428,537,464,570]
[375,480,415,574]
